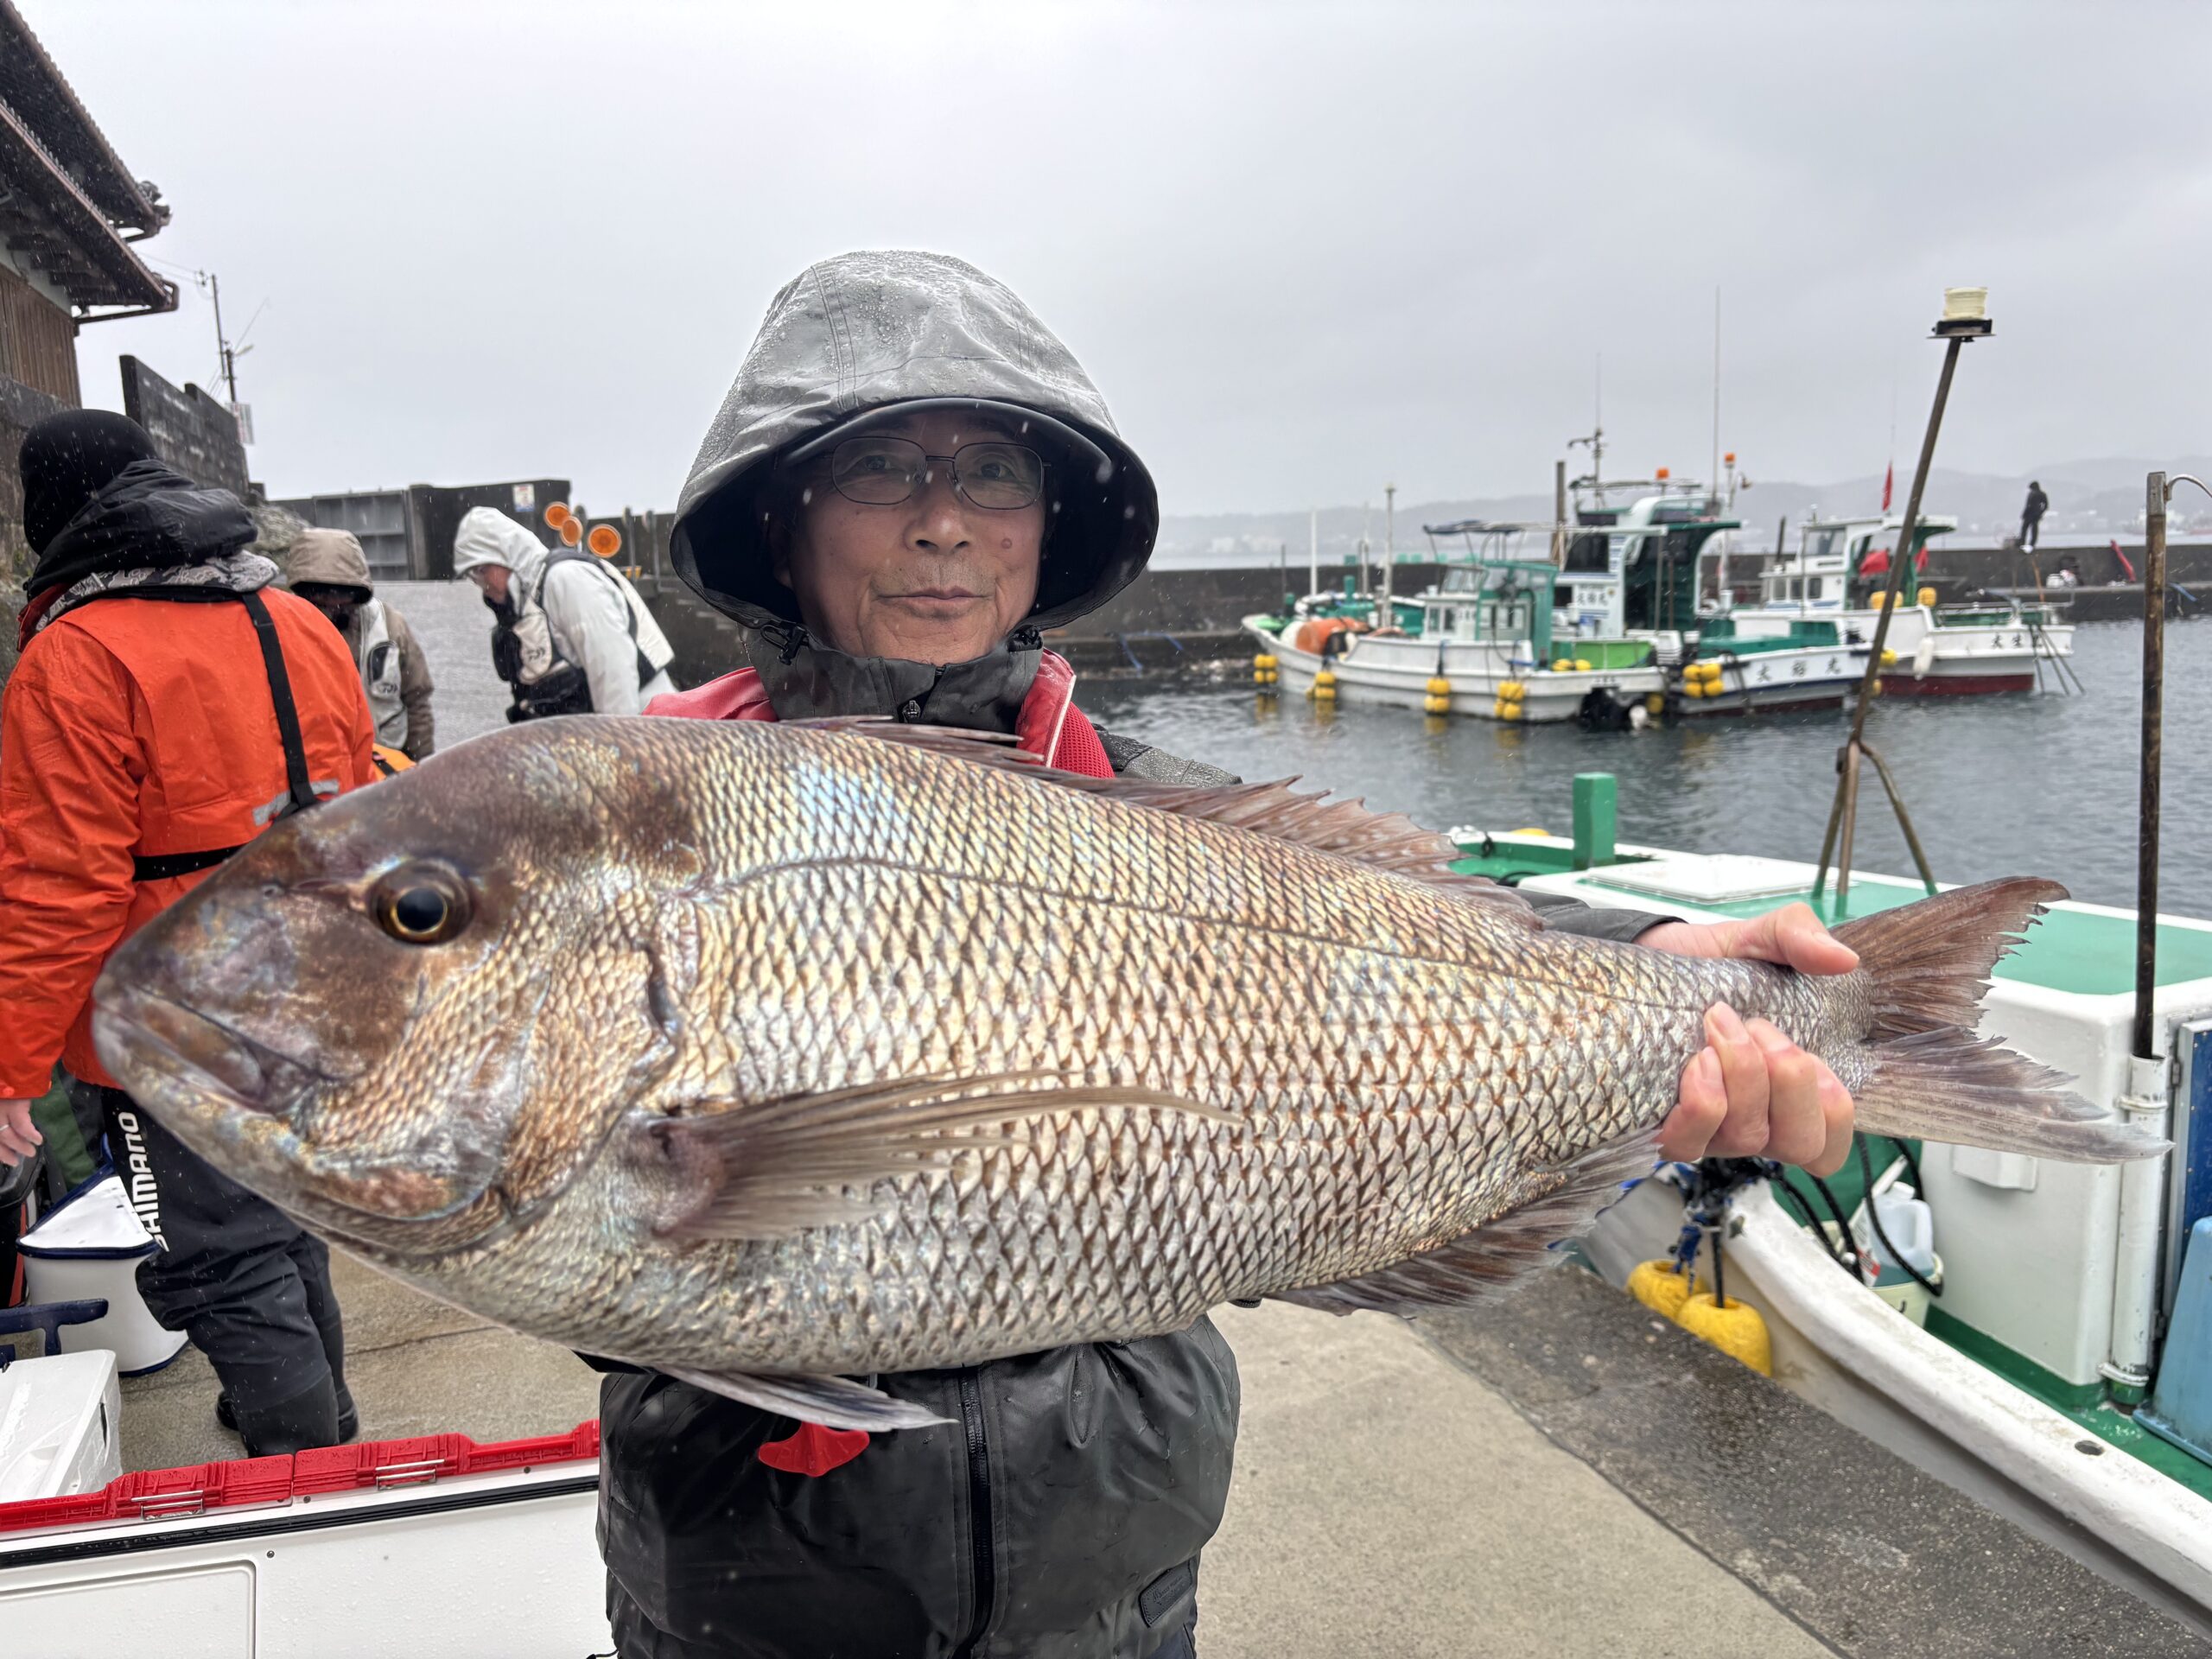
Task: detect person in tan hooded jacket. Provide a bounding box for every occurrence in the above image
[287,527,436,760]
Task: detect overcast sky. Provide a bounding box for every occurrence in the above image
[39,1,2212,518]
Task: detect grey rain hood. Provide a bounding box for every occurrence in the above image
[671,250,1159,636]
[286,527,375,601]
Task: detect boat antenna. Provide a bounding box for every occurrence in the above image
[1308,505,1319,598]
[1813,289,1992,909]
[1710,287,1722,516]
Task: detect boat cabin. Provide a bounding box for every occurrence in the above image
[1759,512,1959,612]
[1422,490,1738,643]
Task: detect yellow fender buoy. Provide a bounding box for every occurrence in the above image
[1879,648,1897,666]
[1645,692,1665,715]
[1626,1259,1704,1320]
[1311,667,1338,702]
[1573,658,1592,672]
[1675,1292,1773,1376]
[1917,586,1937,607]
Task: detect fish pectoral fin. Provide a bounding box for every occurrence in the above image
[659,1364,951,1431]
[644,1071,1231,1243]
[1270,1130,1660,1317]
[792,718,1541,928]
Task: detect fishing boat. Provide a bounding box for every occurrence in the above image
[1551,480,1871,715]
[1729,512,2077,695]
[1244,550,1667,726]
[1243,475,1864,724]
[1446,785,2212,1636]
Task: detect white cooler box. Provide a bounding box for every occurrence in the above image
[0,1348,122,1501]
[18,1174,188,1376]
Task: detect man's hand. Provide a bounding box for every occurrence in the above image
[1642,904,1858,1177]
[0,1096,42,1167]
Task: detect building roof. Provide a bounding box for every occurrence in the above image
[0,0,173,315]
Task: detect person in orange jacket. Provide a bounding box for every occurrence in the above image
[0,410,378,1455]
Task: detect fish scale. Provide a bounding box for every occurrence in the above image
[91,717,2157,1429]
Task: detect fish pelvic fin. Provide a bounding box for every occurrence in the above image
[658,1364,951,1431]
[793,717,1541,928]
[645,1071,1233,1243]
[1271,1130,1661,1317]
[1832,877,2164,1164]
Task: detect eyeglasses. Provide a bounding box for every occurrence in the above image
[824,436,1046,511]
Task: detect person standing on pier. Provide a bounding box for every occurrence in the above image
[0,410,374,1456]
[452,506,676,719]
[587,249,1862,1659]
[2021,479,2050,550]
[288,525,437,761]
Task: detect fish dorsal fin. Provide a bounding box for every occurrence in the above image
[791,718,1541,929]
[639,1069,1231,1243]
[1270,1130,1660,1317]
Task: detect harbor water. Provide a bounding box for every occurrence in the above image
[394,580,2207,918]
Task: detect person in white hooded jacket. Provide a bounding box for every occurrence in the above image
[450,506,676,719]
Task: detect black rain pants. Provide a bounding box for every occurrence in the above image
[86,1081,349,1452]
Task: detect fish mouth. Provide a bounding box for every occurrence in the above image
[93,982,333,1119]
[92,984,505,1252]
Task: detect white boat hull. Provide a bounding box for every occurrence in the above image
[1729,605,2074,696]
[1588,1183,2212,1637]
[1244,620,1662,723]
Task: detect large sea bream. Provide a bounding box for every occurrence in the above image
[91,716,2158,1427]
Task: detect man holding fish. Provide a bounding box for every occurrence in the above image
[48,254,2145,1659]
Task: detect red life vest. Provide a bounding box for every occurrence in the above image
[642,645,1111,1474]
[645,649,1115,779]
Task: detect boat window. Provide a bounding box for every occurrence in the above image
[1789,578,1803,599]
[1805,530,1842,560]
[1808,578,1823,600]
[1563,531,1610,574]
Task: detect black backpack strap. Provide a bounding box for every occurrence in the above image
[238,588,321,820]
[133,845,245,881]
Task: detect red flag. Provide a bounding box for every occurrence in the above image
[2112,538,2136,582]
[1881,462,1894,512]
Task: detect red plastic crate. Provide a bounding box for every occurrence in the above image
[0,1419,600,1535]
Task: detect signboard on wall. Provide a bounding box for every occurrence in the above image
[118,355,250,499]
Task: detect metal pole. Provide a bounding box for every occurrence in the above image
[1833,745,1864,906]
[1382,484,1396,626]
[2136,472,2167,1060]
[1813,334,1966,899]
[1308,508,1319,598]
[1859,741,1938,893]
[1554,461,1567,566]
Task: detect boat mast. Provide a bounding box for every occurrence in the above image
[1709,287,1722,518]
[1382,483,1395,625]
[1308,505,1319,598]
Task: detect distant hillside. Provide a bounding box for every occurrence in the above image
[1154,456,2212,568]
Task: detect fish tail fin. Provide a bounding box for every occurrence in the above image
[1831,877,2161,1164]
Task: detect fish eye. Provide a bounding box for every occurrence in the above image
[372,864,472,945]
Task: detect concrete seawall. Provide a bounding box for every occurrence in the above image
[620,540,2200,686]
